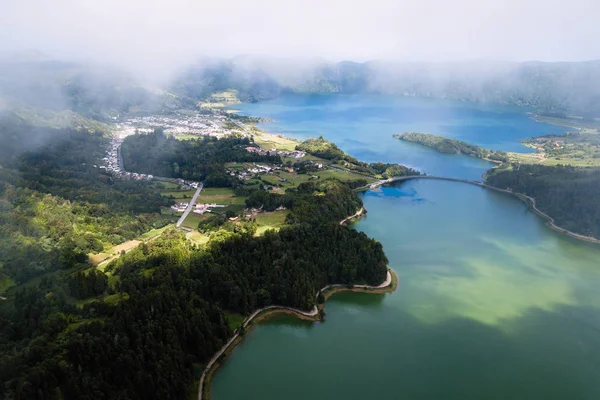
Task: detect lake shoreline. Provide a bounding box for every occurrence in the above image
[198,268,398,400]
[381,176,600,245]
[339,207,366,225]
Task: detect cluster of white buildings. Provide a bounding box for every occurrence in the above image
[170,202,226,214]
[245,146,305,159]
[225,163,278,180]
[174,179,201,190]
[99,136,124,175]
[99,134,153,181]
[114,114,248,138]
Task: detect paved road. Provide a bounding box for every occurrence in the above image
[363,175,600,244]
[197,269,393,400]
[176,183,203,228]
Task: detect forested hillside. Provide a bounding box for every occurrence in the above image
[0,105,392,400]
[175,57,600,116]
[0,119,172,285]
[0,191,388,399]
[486,165,600,238]
[121,130,281,185]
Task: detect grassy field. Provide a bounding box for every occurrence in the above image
[0,272,15,293]
[90,225,174,268]
[253,132,300,151]
[186,230,210,245]
[260,171,313,188]
[254,211,288,235]
[161,190,198,201]
[224,311,245,330]
[136,224,174,241]
[73,292,130,308]
[197,188,247,206]
[318,168,378,183]
[181,212,208,230]
[158,181,180,190]
[91,240,141,267]
[200,187,238,197]
[259,168,377,190]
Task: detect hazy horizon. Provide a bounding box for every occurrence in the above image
[2,0,600,79]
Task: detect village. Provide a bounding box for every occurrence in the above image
[170,202,226,214]
[98,133,154,181]
[113,113,248,138]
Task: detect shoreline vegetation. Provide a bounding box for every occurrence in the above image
[339,207,365,225]
[376,175,600,245]
[393,132,508,164]
[198,267,398,400]
[390,131,600,242]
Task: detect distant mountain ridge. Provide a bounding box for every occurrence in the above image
[2,55,600,120]
[177,57,600,116]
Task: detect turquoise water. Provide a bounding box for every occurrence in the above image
[232,94,565,179]
[212,95,600,399]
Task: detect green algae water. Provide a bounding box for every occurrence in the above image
[212,95,600,399]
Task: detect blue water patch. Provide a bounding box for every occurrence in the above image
[231,94,566,180]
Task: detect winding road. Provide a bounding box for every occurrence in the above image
[197,269,393,400]
[176,183,203,228]
[365,175,600,245]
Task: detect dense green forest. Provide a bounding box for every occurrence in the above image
[394,132,509,162]
[0,109,391,399]
[245,179,362,224]
[0,196,388,399]
[0,119,172,285]
[121,130,281,185]
[486,164,600,238]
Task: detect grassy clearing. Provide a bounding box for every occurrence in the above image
[318,168,377,183]
[161,190,197,199]
[509,151,600,167]
[186,230,210,245]
[73,292,130,308]
[255,211,288,227]
[224,312,245,330]
[181,213,208,230]
[65,317,106,333]
[0,273,15,293]
[200,187,237,197]
[136,224,173,241]
[255,211,288,236]
[158,181,180,190]
[253,132,299,151]
[92,240,142,267]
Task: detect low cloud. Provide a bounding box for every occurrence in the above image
[1,0,599,81]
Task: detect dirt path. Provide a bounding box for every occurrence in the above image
[197,269,393,400]
[339,207,365,225]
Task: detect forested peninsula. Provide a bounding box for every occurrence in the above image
[393,132,509,162]
[486,165,600,239]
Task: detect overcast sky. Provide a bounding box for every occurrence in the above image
[2,0,599,70]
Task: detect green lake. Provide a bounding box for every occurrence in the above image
[212,95,600,399]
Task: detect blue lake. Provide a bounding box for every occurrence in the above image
[211,94,600,400]
[232,93,565,179]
